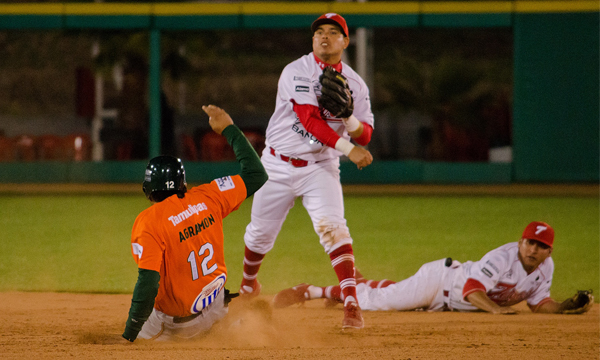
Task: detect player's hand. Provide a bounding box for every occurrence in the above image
[491,306,519,315]
[347,147,373,170]
[202,105,234,135]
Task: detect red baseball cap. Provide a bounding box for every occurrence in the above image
[311,13,349,37]
[522,221,555,247]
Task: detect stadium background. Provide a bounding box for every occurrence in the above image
[0,2,598,358]
[0,0,597,184]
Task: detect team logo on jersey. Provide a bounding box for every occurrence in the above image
[216,176,235,191]
[191,274,226,314]
[168,202,208,226]
[295,85,310,92]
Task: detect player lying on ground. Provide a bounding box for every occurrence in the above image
[121,105,268,342]
[273,221,594,314]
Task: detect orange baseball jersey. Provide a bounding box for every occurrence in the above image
[130,175,247,317]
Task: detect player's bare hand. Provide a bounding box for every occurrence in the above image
[202,105,234,135]
[348,147,373,170]
[492,306,519,315]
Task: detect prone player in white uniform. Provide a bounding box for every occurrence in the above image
[273,221,594,315]
[239,13,374,329]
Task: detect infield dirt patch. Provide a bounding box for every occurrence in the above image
[1,291,598,359]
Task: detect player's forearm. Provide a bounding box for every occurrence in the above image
[466,291,499,312]
[122,269,160,342]
[466,290,516,314]
[293,102,342,148]
[530,299,563,313]
[221,124,268,198]
[349,122,373,146]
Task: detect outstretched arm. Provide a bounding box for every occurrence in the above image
[202,105,268,198]
[466,290,519,314]
[529,299,562,313]
[531,291,594,314]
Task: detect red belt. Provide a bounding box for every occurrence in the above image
[270,147,309,167]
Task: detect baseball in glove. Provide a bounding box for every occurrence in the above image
[561,289,594,314]
[318,66,354,118]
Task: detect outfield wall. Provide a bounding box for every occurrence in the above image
[0,1,597,184]
[0,160,512,184]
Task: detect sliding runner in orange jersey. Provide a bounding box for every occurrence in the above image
[121,105,268,342]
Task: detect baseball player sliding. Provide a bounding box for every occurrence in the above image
[273,221,595,315]
[121,105,267,342]
[239,13,374,329]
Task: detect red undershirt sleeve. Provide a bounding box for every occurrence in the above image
[462,278,487,300]
[353,123,373,146]
[292,101,340,148]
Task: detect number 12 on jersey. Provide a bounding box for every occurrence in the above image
[187,243,217,280]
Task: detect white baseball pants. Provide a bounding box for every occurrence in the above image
[138,290,228,341]
[356,259,451,311]
[244,150,352,254]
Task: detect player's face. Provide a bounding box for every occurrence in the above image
[312,24,349,64]
[517,238,552,274]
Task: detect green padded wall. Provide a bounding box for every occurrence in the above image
[513,12,599,182]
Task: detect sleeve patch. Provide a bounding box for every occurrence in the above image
[216,176,235,191]
[481,268,494,278]
[295,85,310,92]
[132,243,143,259]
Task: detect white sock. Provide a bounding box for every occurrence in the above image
[344,295,357,306]
[307,285,323,300]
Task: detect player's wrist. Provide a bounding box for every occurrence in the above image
[342,115,361,132]
[122,328,138,342]
[335,138,355,156]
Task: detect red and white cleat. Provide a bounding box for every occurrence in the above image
[239,279,262,299]
[342,302,364,330]
[272,283,311,308]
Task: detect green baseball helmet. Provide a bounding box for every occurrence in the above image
[142,155,187,200]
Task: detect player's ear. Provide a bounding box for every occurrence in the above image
[343,36,350,49]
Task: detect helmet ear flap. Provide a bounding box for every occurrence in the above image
[142,155,187,201]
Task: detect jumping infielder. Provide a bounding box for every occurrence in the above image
[121,105,267,342]
[239,13,374,329]
[273,221,594,315]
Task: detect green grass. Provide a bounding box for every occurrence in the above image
[0,194,597,301]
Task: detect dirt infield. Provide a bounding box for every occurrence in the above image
[2,292,598,360]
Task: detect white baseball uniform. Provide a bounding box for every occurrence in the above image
[244,52,374,255]
[356,242,554,312]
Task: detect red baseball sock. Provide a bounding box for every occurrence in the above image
[241,246,265,289]
[321,285,343,302]
[329,244,357,306]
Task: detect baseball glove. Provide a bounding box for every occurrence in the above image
[318,66,354,118]
[561,289,594,314]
